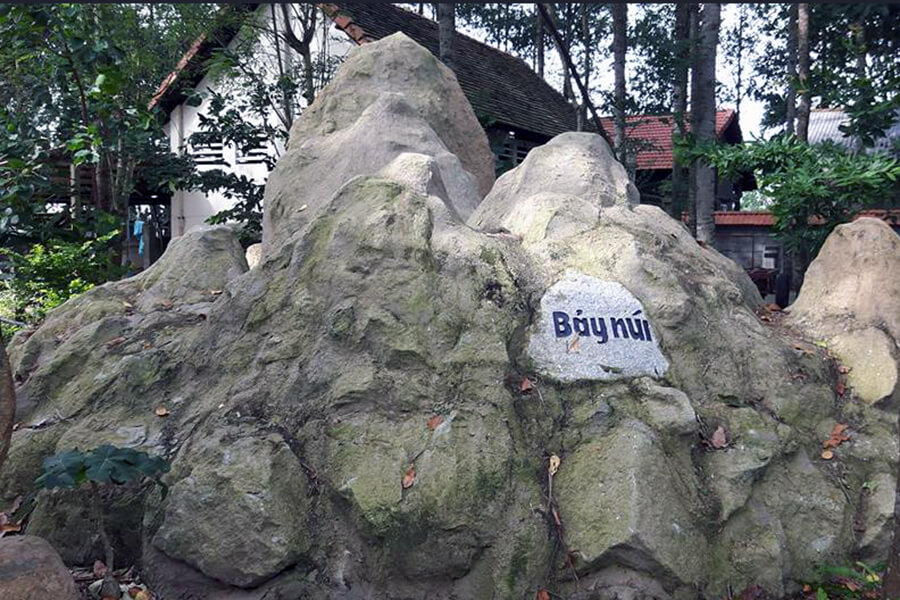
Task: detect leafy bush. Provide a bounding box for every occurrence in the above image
[681,135,900,257]
[1,230,124,324]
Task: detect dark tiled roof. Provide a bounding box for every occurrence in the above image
[149,4,259,113]
[323,3,578,138]
[598,110,738,170]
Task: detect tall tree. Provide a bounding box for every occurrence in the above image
[612,3,627,162]
[437,3,455,70]
[670,3,692,218]
[534,5,544,77]
[785,4,798,134]
[691,3,721,245]
[796,3,811,142]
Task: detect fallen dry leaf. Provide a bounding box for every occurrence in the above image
[836,381,846,396]
[0,523,21,533]
[402,464,416,489]
[520,377,535,393]
[821,449,835,460]
[537,590,551,600]
[128,587,143,599]
[426,415,443,431]
[154,406,170,417]
[832,423,850,436]
[105,336,127,348]
[765,303,782,312]
[710,426,728,449]
[838,365,851,374]
[142,342,152,349]
[548,454,561,477]
[134,590,153,600]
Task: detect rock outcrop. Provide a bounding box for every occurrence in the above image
[0,535,78,600]
[787,217,900,405]
[3,33,899,600]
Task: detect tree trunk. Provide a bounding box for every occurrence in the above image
[785,4,798,134]
[535,5,544,78]
[612,3,628,163]
[579,4,591,130]
[691,3,720,246]
[670,2,691,219]
[687,3,700,237]
[437,3,455,70]
[796,3,810,142]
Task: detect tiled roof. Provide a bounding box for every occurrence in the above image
[151,3,578,140]
[149,4,259,113]
[598,110,737,170]
[713,211,775,226]
[325,3,577,138]
[706,209,900,227]
[808,108,900,152]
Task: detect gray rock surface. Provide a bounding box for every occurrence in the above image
[787,217,900,404]
[2,33,897,600]
[262,32,492,250]
[0,535,78,600]
[526,273,669,381]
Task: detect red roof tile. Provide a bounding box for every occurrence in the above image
[687,209,900,227]
[598,110,737,170]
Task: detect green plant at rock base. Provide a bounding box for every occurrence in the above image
[1,230,124,325]
[805,561,885,600]
[25,445,170,599]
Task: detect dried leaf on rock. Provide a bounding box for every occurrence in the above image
[548,454,560,476]
[402,464,416,489]
[836,381,846,396]
[154,406,170,417]
[838,365,851,374]
[537,590,551,600]
[426,415,443,431]
[821,449,835,460]
[520,377,535,393]
[765,303,782,312]
[105,336,127,348]
[710,426,728,449]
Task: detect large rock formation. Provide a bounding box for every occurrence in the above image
[3,33,899,600]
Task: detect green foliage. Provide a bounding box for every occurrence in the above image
[686,134,900,255]
[1,230,124,323]
[807,561,884,600]
[36,445,170,494]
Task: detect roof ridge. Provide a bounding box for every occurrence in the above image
[326,2,544,76]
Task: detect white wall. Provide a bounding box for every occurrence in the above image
[164,4,354,237]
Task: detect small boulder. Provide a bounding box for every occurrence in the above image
[0,535,78,600]
[788,218,900,404]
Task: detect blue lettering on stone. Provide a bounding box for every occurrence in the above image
[550,309,655,343]
[553,311,572,337]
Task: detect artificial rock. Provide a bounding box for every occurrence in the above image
[3,33,899,600]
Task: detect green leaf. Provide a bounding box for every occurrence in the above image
[817,587,829,600]
[36,449,86,488]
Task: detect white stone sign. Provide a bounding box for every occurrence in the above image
[527,273,669,382]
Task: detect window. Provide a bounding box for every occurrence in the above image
[190,137,225,165]
[762,246,779,270]
[236,135,270,165]
[497,134,539,169]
